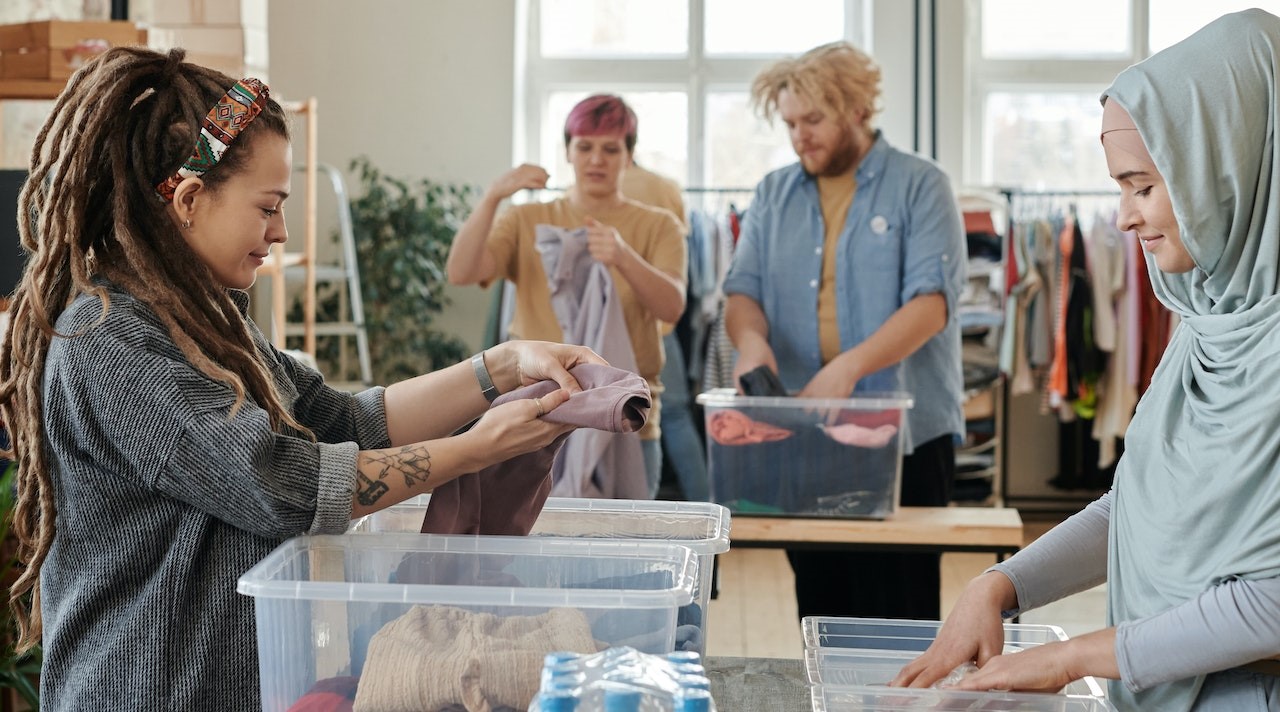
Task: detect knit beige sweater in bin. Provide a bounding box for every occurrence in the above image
[353,605,597,712]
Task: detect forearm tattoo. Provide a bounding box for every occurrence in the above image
[357,444,433,505]
[356,473,388,506]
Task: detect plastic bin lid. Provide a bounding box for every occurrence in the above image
[695,388,914,410]
[369,495,731,555]
[810,685,1118,711]
[802,616,1068,651]
[803,645,1107,698]
[237,533,697,609]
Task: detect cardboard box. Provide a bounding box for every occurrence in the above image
[147,25,246,58]
[183,51,245,78]
[152,0,248,26]
[0,20,145,80]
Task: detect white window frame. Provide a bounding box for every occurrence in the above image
[960,0,1152,188]
[515,0,873,189]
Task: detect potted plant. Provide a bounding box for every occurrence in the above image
[293,157,474,386]
[0,458,40,710]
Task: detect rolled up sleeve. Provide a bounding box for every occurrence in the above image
[900,169,966,316]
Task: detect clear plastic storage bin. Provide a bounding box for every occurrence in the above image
[238,533,697,712]
[350,495,731,654]
[811,684,1118,711]
[695,389,913,518]
[803,617,1107,698]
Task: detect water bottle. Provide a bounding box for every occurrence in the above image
[603,688,642,712]
[535,688,579,712]
[677,689,712,712]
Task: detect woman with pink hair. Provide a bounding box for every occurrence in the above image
[447,94,687,497]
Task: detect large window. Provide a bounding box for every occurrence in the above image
[518,0,869,192]
[967,0,1280,191]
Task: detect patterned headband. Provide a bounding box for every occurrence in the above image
[155,77,271,203]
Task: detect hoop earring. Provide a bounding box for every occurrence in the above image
[181,219,192,229]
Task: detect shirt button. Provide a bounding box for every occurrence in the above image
[815,246,822,255]
[809,279,818,288]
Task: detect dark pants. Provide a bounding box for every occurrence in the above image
[787,433,955,621]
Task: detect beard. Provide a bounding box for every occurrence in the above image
[800,124,861,177]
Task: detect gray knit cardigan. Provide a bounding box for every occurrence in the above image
[35,287,388,711]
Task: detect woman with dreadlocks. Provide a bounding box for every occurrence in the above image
[0,47,602,711]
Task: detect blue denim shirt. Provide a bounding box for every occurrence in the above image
[722,132,966,452]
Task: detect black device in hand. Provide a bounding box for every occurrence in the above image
[738,365,789,397]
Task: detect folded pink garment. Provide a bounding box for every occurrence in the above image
[708,409,793,445]
[421,363,650,536]
[820,422,898,448]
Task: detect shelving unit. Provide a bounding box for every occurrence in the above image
[0,79,64,100]
[257,97,318,355]
[954,189,1010,507]
[0,82,334,370]
[956,376,1003,506]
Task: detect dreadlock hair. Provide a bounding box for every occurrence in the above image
[0,46,308,652]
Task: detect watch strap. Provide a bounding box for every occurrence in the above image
[472,352,499,403]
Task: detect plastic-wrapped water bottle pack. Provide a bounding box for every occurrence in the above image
[529,647,717,712]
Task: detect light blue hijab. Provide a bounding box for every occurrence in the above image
[1103,9,1280,711]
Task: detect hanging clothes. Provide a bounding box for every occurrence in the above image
[534,226,650,498]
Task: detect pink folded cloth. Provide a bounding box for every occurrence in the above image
[819,422,898,448]
[707,409,793,445]
[421,363,650,536]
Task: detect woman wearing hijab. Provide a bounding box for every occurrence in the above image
[890,9,1280,711]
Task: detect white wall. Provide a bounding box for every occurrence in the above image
[265,0,950,354]
[268,0,517,352]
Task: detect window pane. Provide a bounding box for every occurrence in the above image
[540,0,688,57]
[982,0,1129,58]
[1149,1,1280,53]
[704,0,844,55]
[705,91,795,190]
[983,92,1112,191]
[543,91,688,190]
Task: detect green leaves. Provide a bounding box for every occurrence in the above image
[347,158,475,385]
[0,459,40,708]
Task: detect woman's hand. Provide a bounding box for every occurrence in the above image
[486,163,549,202]
[465,389,577,465]
[952,628,1117,693]
[889,571,1016,688]
[583,217,635,268]
[486,341,608,396]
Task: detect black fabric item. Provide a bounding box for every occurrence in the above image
[737,365,788,397]
[1050,417,1120,491]
[787,434,955,620]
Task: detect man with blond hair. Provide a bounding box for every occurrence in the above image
[722,41,966,620]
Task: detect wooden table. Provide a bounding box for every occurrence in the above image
[728,506,1024,559]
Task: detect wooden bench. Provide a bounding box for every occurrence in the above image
[728,506,1024,560]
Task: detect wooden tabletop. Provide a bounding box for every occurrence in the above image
[729,506,1024,554]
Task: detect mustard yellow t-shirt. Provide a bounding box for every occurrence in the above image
[619,163,687,335]
[816,170,857,365]
[620,164,687,232]
[486,196,687,439]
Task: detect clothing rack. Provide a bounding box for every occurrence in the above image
[1000,187,1142,512]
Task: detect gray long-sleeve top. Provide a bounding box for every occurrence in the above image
[992,490,1280,694]
[38,287,390,711]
